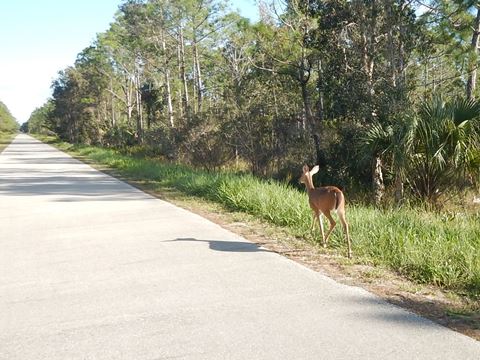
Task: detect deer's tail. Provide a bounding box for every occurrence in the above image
[335,189,344,210]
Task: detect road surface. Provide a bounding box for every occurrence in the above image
[1,134,479,359]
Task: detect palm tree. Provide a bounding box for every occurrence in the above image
[359,96,480,205]
[408,97,480,203]
[358,121,392,205]
[359,117,412,205]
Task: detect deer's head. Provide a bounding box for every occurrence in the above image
[299,165,319,188]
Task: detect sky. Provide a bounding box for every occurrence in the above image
[0,0,259,124]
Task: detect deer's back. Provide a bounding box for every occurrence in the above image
[308,186,344,211]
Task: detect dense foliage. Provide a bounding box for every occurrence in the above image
[0,101,18,133]
[25,0,480,204]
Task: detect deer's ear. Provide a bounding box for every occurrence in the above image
[302,165,309,173]
[310,165,319,176]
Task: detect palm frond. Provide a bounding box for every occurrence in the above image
[449,98,480,125]
[406,95,480,201]
[358,121,393,158]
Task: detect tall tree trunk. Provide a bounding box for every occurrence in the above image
[193,32,203,112]
[179,26,189,115]
[120,72,136,126]
[466,6,480,100]
[124,78,135,126]
[300,75,322,166]
[373,157,385,206]
[110,77,116,127]
[316,59,325,122]
[161,28,174,127]
[127,104,134,124]
[192,67,197,114]
[357,0,377,117]
[176,38,183,119]
[386,0,407,117]
[135,68,143,142]
[394,174,404,205]
[387,1,397,89]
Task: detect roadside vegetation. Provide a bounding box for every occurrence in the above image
[0,101,18,152]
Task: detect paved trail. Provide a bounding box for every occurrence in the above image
[0,134,478,359]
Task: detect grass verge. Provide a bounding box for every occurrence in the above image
[0,131,16,153]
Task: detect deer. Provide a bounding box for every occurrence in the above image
[300,165,352,258]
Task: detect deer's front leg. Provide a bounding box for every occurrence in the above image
[310,212,317,231]
[319,213,326,247]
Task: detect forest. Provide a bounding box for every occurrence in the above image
[22,0,480,207]
[0,101,18,134]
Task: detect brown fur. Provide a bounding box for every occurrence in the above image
[300,165,352,258]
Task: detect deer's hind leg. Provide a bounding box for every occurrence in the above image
[337,208,352,258]
[323,210,337,247]
[310,209,318,231]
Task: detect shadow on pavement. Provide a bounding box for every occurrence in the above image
[168,237,271,253]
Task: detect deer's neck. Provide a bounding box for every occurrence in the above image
[305,175,315,192]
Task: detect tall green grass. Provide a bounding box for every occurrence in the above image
[51,140,480,299]
[0,131,16,153]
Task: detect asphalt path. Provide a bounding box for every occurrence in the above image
[1,134,479,359]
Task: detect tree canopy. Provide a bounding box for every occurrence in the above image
[0,101,18,133]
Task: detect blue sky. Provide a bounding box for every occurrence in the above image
[0,0,259,124]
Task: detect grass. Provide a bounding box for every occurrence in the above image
[0,131,16,153]
[38,136,480,300]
